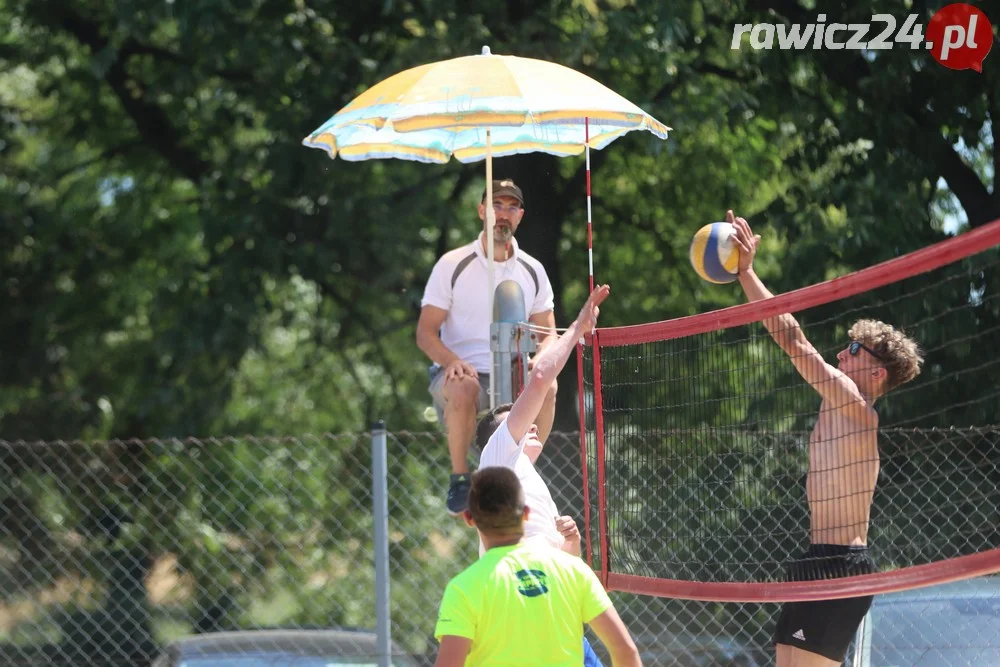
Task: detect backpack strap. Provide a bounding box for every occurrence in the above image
[451,251,478,289]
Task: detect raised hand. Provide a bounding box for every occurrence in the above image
[727,209,760,274]
[575,284,610,332]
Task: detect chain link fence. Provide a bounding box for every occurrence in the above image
[592,427,1000,583]
[2,429,999,666]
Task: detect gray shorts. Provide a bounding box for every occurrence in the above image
[428,366,491,428]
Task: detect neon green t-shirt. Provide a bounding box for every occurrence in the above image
[434,542,612,666]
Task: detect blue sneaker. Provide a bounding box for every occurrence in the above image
[446,474,471,516]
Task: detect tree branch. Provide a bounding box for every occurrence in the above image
[746,0,997,227]
[37,4,212,183]
[653,60,750,104]
[331,345,376,428]
[52,141,142,182]
[597,201,675,262]
[318,281,407,423]
[434,167,479,259]
[118,41,256,85]
[694,61,750,82]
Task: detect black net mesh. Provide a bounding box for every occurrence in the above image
[584,243,1000,586]
[579,342,603,574]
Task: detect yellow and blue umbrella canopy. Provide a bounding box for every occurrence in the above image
[302,48,670,163]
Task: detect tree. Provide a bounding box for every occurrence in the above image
[3,0,994,439]
[3,0,997,662]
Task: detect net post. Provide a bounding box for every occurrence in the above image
[576,338,593,568]
[585,116,594,294]
[371,420,391,667]
[492,280,529,406]
[486,130,495,409]
[491,321,515,405]
[591,328,610,586]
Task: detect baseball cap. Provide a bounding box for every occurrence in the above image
[482,179,524,206]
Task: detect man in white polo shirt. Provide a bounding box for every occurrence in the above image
[417,179,558,515]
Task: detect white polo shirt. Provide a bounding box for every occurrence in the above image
[478,421,563,556]
[421,235,554,373]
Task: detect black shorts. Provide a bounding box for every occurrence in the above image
[773,544,876,663]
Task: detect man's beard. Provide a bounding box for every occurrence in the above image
[493,222,513,242]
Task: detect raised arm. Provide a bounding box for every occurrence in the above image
[729,212,866,407]
[505,285,610,442]
[527,309,556,356]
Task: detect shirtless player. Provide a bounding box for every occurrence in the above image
[729,211,923,666]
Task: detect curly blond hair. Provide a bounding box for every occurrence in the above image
[848,319,924,390]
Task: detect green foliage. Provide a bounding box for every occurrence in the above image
[1,0,997,661]
[3,0,995,439]
[2,0,994,501]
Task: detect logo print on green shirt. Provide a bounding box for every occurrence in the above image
[515,569,549,597]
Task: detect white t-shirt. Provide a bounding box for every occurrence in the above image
[477,421,563,556]
[421,235,554,373]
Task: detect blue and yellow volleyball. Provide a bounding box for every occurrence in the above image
[689,222,740,284]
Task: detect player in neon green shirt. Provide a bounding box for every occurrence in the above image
[433,465,641,667]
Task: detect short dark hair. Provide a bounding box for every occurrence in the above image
[468,467,525,532]
[475,402,514,451]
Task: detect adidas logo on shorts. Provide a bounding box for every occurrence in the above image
[792,629,806,641]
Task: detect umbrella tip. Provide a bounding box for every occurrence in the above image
[481,45,491,55]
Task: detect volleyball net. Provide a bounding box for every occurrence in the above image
[579,219,1000,602]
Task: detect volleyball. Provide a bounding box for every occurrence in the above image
[689,222,740,284]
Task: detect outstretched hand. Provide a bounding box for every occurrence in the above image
[727,210,760,274]
[576,284,610,332]
[502,285,609,449]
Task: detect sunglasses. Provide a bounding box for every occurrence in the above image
[491,202,523,215]
[849,340,884,361]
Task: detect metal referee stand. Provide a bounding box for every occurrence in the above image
[490,280,538,408]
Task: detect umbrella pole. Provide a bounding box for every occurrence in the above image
[586,116,594,294]
[486,128,495,411]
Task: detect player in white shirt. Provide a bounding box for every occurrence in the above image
[476,284,610,556]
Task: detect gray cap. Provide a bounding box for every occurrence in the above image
[482,178,524,206]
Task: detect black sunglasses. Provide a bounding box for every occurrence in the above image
[849,340,884,361]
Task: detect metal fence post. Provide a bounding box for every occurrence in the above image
[372,420,391,667]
